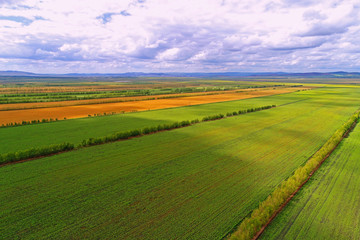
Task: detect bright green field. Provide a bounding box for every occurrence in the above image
[0,90,300,154]
[1,86,360,155]
[260,120,360,240]
[2,87,360,239]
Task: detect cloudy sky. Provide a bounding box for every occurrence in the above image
[0,0,359,73]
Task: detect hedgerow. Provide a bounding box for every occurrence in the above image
[0,143,74,164]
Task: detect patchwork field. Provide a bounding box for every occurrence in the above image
[0,86,332,156]
[0,87,305,125]
[0,90,237,111]
[1,86,360,239]
[260,119,360,240]
[0,79,288,104]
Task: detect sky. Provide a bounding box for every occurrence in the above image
[0,0,359,73]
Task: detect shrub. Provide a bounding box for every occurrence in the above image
[0,142,75,164]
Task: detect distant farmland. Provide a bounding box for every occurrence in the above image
[0,86,304,125]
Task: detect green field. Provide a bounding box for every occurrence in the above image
[260,120,360,240]
[2,86,360,239]
[0,90,301,154]
[1,86,360,155]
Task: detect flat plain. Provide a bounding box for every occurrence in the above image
[0,87,306,154]
[0,86,304,125]
[1,84,360,239]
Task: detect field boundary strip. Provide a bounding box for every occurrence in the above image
[227,109,360,240]
[0,105,276,167]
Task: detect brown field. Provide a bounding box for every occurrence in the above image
[0,87,310,125]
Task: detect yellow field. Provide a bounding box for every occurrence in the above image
[0,87,309,125]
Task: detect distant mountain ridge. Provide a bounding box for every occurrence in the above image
[0,71,38,76]
[1,70,360,78]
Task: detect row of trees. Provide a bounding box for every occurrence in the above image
[78,105,276,147]
[1,86,243,104]
[80,120,195,147]
[0,143,74,164]
[1,104,276,165]
[224,105,275,118]
[230,110,360,240]
[0,118,63,128]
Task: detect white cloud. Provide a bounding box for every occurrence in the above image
[0,0,359,73]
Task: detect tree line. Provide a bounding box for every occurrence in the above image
[230,109,360,240]
[1,118,62,128]
[0,143,74,164]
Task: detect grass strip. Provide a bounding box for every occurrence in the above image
[228,109,360,240]
[0,105,275,166]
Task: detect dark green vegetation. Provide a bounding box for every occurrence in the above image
[0,143,74,165]
[2,86,360,239]
[1,117,61,128]
[230,109,360,240]
[260,119,360,240]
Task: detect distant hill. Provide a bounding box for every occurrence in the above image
[1,71,360,78]
[0,71,38,76]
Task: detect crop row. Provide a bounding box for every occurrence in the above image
[229,109,360,240]
[0,105,275,165]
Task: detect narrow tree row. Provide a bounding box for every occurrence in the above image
[80,120,197,147]
[229,109,360,240]
[0,143,74,164]
[81,105,276,148]
[0,118,62,128]
[205,105,275,121]
[0,104,276,165]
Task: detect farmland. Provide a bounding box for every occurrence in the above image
[0,79,288,104]
[260,118,360,240]
[0,87,309,154]
[1,84,360,239]
[0,86,305,125]
[4,0,360,239]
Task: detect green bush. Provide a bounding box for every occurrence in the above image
[0,142,74,164]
